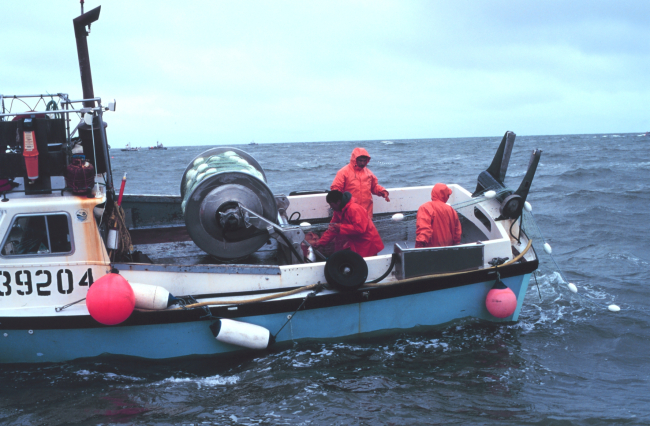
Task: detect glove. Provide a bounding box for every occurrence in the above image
[380,190,390,202]
[414,241,426,248]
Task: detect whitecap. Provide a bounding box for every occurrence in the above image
[155,374,240,388]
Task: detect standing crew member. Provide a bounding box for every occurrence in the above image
[415,183,462,248]
[331,148,389,220]
[313,190,384,257]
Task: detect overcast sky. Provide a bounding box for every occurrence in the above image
[2,1,649,147]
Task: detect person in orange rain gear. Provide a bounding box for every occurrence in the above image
[330,147,389,220]
[312,190,384,258]
[415,183,462,248]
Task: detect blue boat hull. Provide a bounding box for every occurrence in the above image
[0,273,530,364]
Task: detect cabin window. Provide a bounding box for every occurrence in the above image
[1,213,73,257]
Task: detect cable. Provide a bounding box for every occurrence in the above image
[289,211,301,223]
[366,253,397,284]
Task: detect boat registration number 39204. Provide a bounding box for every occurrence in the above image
[0,268,94,296]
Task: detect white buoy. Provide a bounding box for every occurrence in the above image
[484,190,496,199]
[392,213,404,222]
[210,319,271,349]
[300,222,311,230]
[608,304,620,312]
[567,283,578,293]
[524,201,532,212]
[543,243,552,254]
[130,282,173,310]
[106,229,119,250]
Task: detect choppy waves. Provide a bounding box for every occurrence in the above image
[2,133,649,425]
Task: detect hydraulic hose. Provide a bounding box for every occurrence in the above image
[366,253,397,284]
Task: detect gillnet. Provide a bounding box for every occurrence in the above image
[299,188,512,253]
[520,208,619,311]
[181,150,265,213]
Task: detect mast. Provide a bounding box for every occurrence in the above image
[73,6,101,108]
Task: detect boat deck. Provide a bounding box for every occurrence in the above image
[131,213,483,266]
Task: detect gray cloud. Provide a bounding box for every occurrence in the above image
[2,0,648,146]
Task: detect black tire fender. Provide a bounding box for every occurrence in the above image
[324,250,368,292]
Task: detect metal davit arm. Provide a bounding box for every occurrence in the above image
[238,205,307,264]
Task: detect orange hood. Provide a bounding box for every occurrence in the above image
[349,147,371,170]
[431,183,452,203]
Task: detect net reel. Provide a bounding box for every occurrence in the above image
[181,147,305,262]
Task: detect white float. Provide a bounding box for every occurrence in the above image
[567,283,578,293]
[543,243,552,254]
[392,213,404,222]
[211,319,271,349]
[608,304,620,312]
[484,190,496,199]
[106,228,119,250]
[524,201,532,212]
[130,282,172,310]
[300,222,311,230]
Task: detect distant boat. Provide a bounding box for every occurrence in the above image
[249,141,258,146]
[121,142,139,152]
[149,141,167,150]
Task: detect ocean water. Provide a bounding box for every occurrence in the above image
[2,132,649,425]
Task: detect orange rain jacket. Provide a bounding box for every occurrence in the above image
[331,148,388,220]
[318,195,384,257]
[415,183,462,248]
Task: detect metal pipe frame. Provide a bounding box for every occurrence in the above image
[0,93,70,116]
[0,93,69,99]
[0,105,105,118]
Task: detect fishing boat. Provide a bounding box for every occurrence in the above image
[149,141,167,150]
[0,6,541,364]
[121,142,138,152]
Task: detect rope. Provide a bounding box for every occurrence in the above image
[107,203,133,261]
[174,240,533,310]
[271,285,324,341]
[175,283,321,310]
[365,238,533,287]
[46,99,61,120]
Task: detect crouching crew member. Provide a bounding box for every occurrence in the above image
[313,190,384,257]
[415,183,462,248]
[331,148,390,221]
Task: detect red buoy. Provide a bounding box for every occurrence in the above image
[86,273,135,325]
[485,280,517,319]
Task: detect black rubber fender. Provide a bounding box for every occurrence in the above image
[324,250,368,292]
